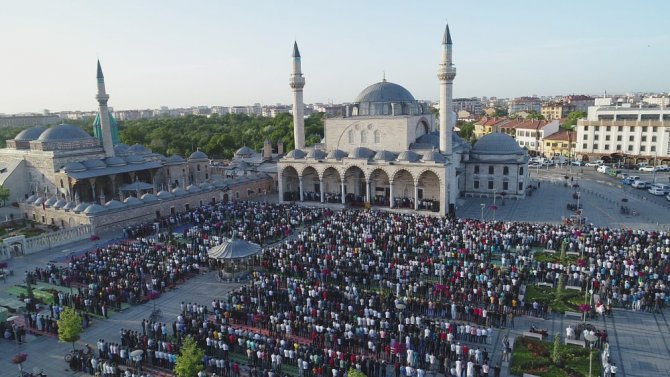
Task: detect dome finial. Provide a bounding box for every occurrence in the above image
[442,24,453,45]
[382,70,386,82]
[292,41,300,58]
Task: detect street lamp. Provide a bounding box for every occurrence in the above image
[130,349,143,375]
[480,203,485,221]
[584,332,598,377]
[396,301,407,327]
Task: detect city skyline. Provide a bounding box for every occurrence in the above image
[1,0,669,114]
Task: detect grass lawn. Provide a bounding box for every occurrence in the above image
[525,285,583,314]
[511,337,601,377]
[534,251,579,264]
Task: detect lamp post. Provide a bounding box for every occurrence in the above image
[130,349,143,375]
[396,301,407,330]
[584,332,598,377]
[480,203,485,221]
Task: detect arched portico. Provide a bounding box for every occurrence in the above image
[369,168,390,207]
[301,166,320,202]
[321,167,342,203]
[280,166,299,201]
[417,170,441,212]
[343,166,366,205]
[392,169,415,209]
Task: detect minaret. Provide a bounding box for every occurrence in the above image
[96,60,115,157]
[438,24,456,155]
[289,41,306,150]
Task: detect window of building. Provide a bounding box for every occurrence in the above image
[197,164,201,171]
[605,135,610,141]
[641,146,646,151]
[616,145,621,151]
[653,126,658,133]
[652,136,657,142]
[583,134,588,140]
[503,181,509,190]
[628,145,633,151]
[348,130,354,143]
[474,180,479,189]
[618,126,623,132]
[629,135,634,141]
[374,130,381,143]
[641,136,647,142]
[606,126,611,131]
[582,143,587,149]
[488,166,494,174]
[594,144,599,149]
[360,130,367,143]
[474,165,480,174]
[519,182,524,191]
[604,144,609,150]
[488,181,494,189]
[503,166,509,175]
[595,126,600,131]
[617,135,622,141]
[651,145,656,152]
[584,126,589,131]
[642,126,648,132]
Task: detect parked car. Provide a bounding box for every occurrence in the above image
[666,193,670,201]
[528,163,541,168]
[585,161,602,167]
[639,166,657,172]
[649,186,667,195]
[620,163,638,170]
[632,180,650,189]
[571,160,585,166]
[656,165,670,172]
[621,177,634,185]
[597,165,608,173]
[651,183,670,194]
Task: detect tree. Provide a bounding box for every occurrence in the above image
[348,369,367,377]
[174,336,205,377]
[0,185,10,206]
[458,121,475,141]
[561,111,587,130]
[57,307,83,350]
[552,333,562,366]
[525,111,545,120]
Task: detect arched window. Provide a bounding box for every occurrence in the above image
[503,166,509,175]
[488,166,494,174]
[361,130,367,143]
[348,130,354,144]
[374,130,381,144]
[519,167,524,175]
[474,165,480,174]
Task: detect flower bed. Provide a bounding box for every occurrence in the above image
[511,337,601,377]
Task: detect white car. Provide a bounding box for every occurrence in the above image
[639,166,656,172]
[649,186,666,195]
[632,180,650,189]
[585,162,600,167]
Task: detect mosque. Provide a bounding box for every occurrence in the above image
[278,25,529,216]
[0,62,273,234]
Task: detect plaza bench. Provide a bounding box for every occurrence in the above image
[523,374,541,377]
[566,251,580,256]
[537,282,553,288]
[564,311,582,319]
[543,249,556,254]
[565,338,586,348]
[522,331,544,340]
[565,285,582,291]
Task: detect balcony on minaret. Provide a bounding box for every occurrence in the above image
[437,65,456,81]
[289,75,305,89]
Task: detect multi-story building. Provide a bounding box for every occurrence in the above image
[0,115,61,128]
[508,97,541,115]
[643,96,669,108]
[576,105,670,164]
[563,95,594,113]
[453,97,483,115]
[541,102,567,120]
[505,119,560,154]
[473,117,511,138]
[543,130,576,158]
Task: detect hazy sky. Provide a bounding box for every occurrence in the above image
[1,0,669,113]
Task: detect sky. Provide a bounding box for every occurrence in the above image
[1,0,669,114]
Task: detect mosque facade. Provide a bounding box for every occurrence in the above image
[0,62,273,234]
[278,25,529,216]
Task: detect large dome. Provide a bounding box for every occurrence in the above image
[472,132,523,155]
[355,80,415,103]
[38,124,93,142]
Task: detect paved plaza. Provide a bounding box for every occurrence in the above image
[1,174,670,377]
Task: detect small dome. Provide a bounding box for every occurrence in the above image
[81,159,107,170]
[140,193,159,202]
[355,80,416,103]
[125,155,145,164]
[62,162,87,173]
[305,149,327,159]
[285,149,306,159]
[397,150,421,162]
[472,132,523,155]
[199,182,213,190]
[235,146,254,156]
[104,200,126,210]
[186,184,201,193]
[73,202,90,212]
[166,155,186,164]
[128,144,150,154]
[105,156,127,167]
[44,196,58,207]
[25,194,38,203]
[156,190,174,199]
[349,147,375,159]
[83,204,106,214]
[114,143,130,155]
[53,198,67,209]
[373,150,396,162]
[62,201,77,210]
[171,187,187,196]
[326,149,348,160]
[14,126,46,141]
[123,197,143,206]
[189,150,208,160]
[37,124,93,142]
[422,151,446,163]
[33,197,44,206]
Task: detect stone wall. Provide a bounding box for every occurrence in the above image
[0,224,92,260]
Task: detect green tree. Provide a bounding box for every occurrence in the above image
[493,107,508,117]
[348,369,367,377]
[525,111,545,120]
[561,111,587,130]
[552,333,562,366]
[57,307,83,350]
[174,336,205,377]
[458,121,475,141]
[0,185,10,206]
